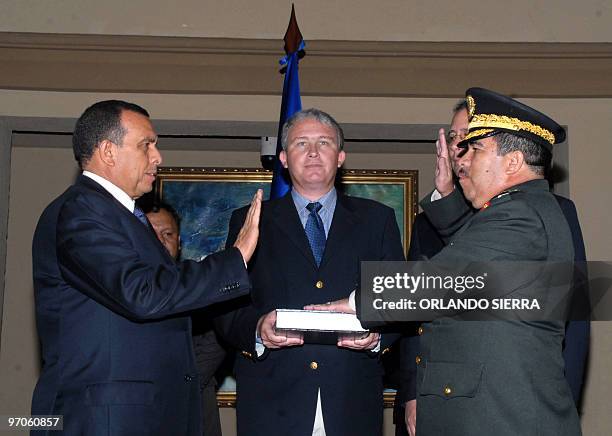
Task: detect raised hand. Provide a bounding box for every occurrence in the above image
[233,189,263,263]
[434,128,454,197]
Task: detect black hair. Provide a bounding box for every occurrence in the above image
[141,201,181,229]
[495,132,550,176]
[72,100,149,167]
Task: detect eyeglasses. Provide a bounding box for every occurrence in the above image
[445,129,469,144]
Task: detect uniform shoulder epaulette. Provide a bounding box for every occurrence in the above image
[481,188,522,210]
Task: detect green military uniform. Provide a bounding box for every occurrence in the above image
[414,88,581,435]
[417,181,580,435]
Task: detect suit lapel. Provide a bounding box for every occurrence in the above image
[271,194,319,269]
[76,174,159,238]
[319,194,358,269]
[77,174,113,197]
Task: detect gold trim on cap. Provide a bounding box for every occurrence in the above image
[466,95,476,118]
[462,128,495,142]
[468,113,555,144]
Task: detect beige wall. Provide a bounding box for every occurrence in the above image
[1,0,611,42]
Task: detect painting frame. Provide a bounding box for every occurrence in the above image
[155,167,418,408]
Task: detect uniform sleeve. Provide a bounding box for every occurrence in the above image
[420,188,474,241]
[396,333,419,403]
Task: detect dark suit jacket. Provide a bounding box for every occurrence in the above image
[394,213,444,436]
[31,175,250,436]
[396,212,444,404]
[415,180,581,435]
[216,192,405,436]
[556,196,590,405]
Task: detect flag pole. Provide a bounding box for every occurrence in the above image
[269,4,305,200]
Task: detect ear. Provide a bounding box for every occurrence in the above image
[279,150,288,168]
[505,150,524,175]
[337,150,346,168]
[97,139,117,167]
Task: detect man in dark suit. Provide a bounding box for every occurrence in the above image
[394,214,444,436]
[556,196,590,406]
[217,108,405,436]
[31,100,262,435]
[414,88,581,434]
[145,203,226,436]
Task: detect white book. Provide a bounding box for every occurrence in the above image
[275,309,368,334]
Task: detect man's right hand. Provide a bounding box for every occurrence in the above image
[405,399,416,436]
[233,189,263,263]
[257,309,304,349]
[434,128,454,197]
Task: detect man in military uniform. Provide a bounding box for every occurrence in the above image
[415,88,581,435]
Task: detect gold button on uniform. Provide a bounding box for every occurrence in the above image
[310,361,318,370]
[415,355,421,365]
[241,351,252,359]
[315,280,324,289]
[444,386,452,396]
[418,326,424,335]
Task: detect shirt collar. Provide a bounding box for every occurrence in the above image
[291,187,337,213]
[83,170,136,212]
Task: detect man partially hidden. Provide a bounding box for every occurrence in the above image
[145,204,226,436]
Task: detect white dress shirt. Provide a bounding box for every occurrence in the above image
[82,171,135,212]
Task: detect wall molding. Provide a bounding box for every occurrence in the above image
[1,32,612,97]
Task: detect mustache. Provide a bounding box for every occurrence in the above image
[455,166,468,178]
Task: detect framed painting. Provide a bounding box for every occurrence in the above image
[155,167,418,407]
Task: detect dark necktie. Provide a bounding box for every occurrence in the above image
[133,205,150,227]
[305,202,326,266]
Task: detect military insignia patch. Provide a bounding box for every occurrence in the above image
[467,95,476,119]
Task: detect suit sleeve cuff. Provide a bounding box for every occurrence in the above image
[255,334,266,357]
[430,189,442,202]
[349,290,356,312]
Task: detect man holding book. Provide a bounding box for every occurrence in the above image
[216,108,405,436]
